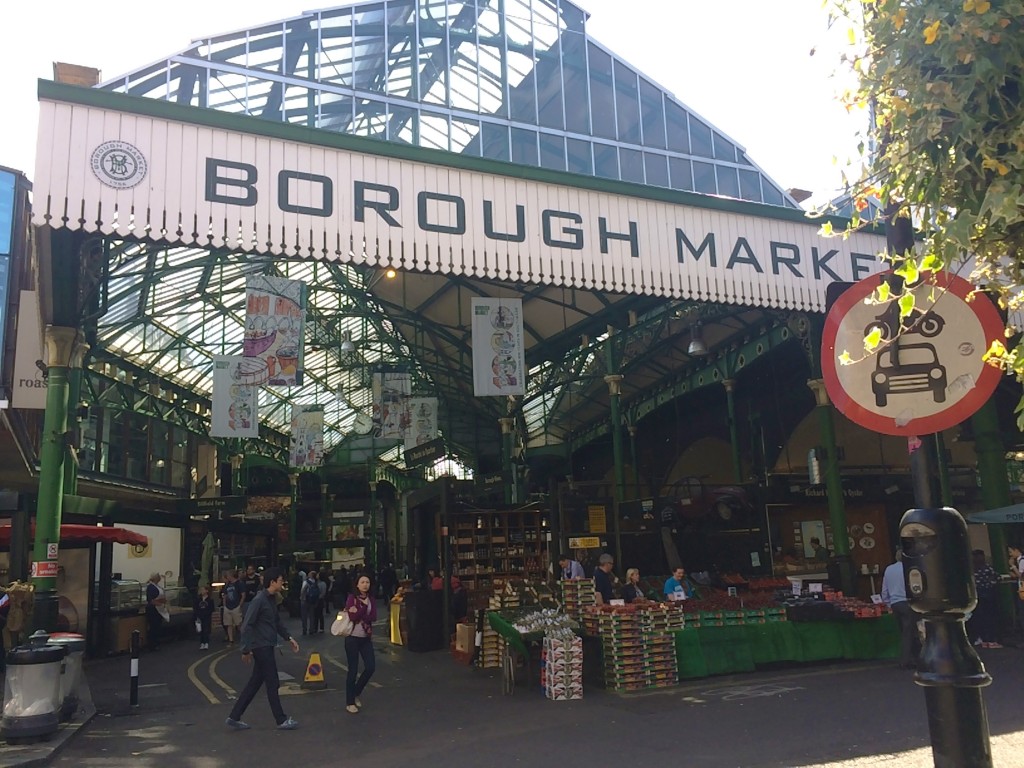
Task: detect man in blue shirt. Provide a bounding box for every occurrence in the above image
[663,567,689,601]
[881,551,918,669]
[558,555,585,580]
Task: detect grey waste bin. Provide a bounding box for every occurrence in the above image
[2,631,66,743]
[48,633,87,721]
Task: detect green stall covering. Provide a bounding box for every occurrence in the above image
[673,616,900,679]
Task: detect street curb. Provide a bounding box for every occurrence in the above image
[0,705,95,768]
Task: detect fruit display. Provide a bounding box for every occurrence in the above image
[559,578,596,621]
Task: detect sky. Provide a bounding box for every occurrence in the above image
[0,0,863,208]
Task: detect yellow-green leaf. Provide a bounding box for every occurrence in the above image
[875,282,891,303]
[920,255,943,273]
[838,351,854,366]
[924,19,941,44]
[898,292,916,319]
[864,327,883,352]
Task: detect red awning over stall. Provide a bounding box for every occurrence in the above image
[0,523,148,547]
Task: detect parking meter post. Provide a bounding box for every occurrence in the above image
[129,630,140,709]
[900,506,993,768]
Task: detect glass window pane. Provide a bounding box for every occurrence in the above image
[763,183,785,207]
[693,161,716,194]
[620,148,644,183]
[390,104,418,144]
[613,60,641,143]
[594,143,618,179]
[353,98,388,140]
[537,41,564,129]
[690,119,714,158]
[420,110,449,151]
[644,152,669,187]
[452,117,480,155]
[567,138,593,175]
[588,43,616,140]
[509,48,537,123]
[511,127,538,166]
[640,79,666,149]
[669,157,693,191]
[665,101,690,154]
[354,5,388,95]
[562,31,588,134]
[714,132,738,162]
[539,133,565,171]
[739,169,761,202]
[716,166,740,198]
[481,122,509,161]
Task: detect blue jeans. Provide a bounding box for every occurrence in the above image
[344,635,375,705]
[301,602,315,634]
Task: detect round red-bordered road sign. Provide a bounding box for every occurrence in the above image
[822,271,1004,436]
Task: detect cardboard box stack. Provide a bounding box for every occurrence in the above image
[598,609,650,692]
[478,583,522,669]
[541,631,583,700]
[559,579,595,621]
[639,604,681,689]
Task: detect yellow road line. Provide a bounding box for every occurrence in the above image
[209,648,237,697]
[186,650,227,705]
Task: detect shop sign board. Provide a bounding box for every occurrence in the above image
[568,536,601,549]
[33,86,890,313]
[31,561,59,578]
[405,436,445,468]
[822,271,1003,436]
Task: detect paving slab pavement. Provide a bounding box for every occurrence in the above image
[4,611,1023,767]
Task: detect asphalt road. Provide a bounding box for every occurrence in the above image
[48,613,1024,768]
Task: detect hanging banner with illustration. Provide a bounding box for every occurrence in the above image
[244,276,307,387]
[471,298,525,396]
[404,397,439,450]
[210,355,259,438]
[290,405,324,468]
[373,371,411,439]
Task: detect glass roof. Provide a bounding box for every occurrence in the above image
[88,0,802,469]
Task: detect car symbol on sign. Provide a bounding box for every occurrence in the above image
[871,343,947,408]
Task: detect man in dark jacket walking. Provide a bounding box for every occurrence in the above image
[225,568,301,731]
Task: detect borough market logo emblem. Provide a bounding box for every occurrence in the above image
[90,141,147,189]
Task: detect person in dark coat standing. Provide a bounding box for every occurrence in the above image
[194,586,215,650]
[225,568,301,731]
[332,567,351,611]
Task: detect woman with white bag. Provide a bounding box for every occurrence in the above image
[340,574,377,714]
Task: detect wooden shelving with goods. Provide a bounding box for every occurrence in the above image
[452,509,546,593]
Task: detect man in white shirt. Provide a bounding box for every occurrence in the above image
[881,551,918,670]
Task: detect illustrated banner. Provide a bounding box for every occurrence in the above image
[210,355,259,438]
[373,371,411,439]
[290,405,324,468]
[471,298,526,396]
[244,276,306,387]
[404,397,439,450]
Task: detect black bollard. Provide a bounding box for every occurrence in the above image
[900,507,993,768]
[129,629,140,709]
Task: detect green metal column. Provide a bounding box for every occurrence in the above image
[62,362,86,493]
[499,417,515,505]
[369,479,378,571]
[971,399,1013,629]
[934,432,953,506]
[604,374,625,503]
[32,327,84,632]
[289,472,299,545]
[723,379,743,484]
[807,379,854,594]
[320,482,330,561]
[627,422,638,499]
